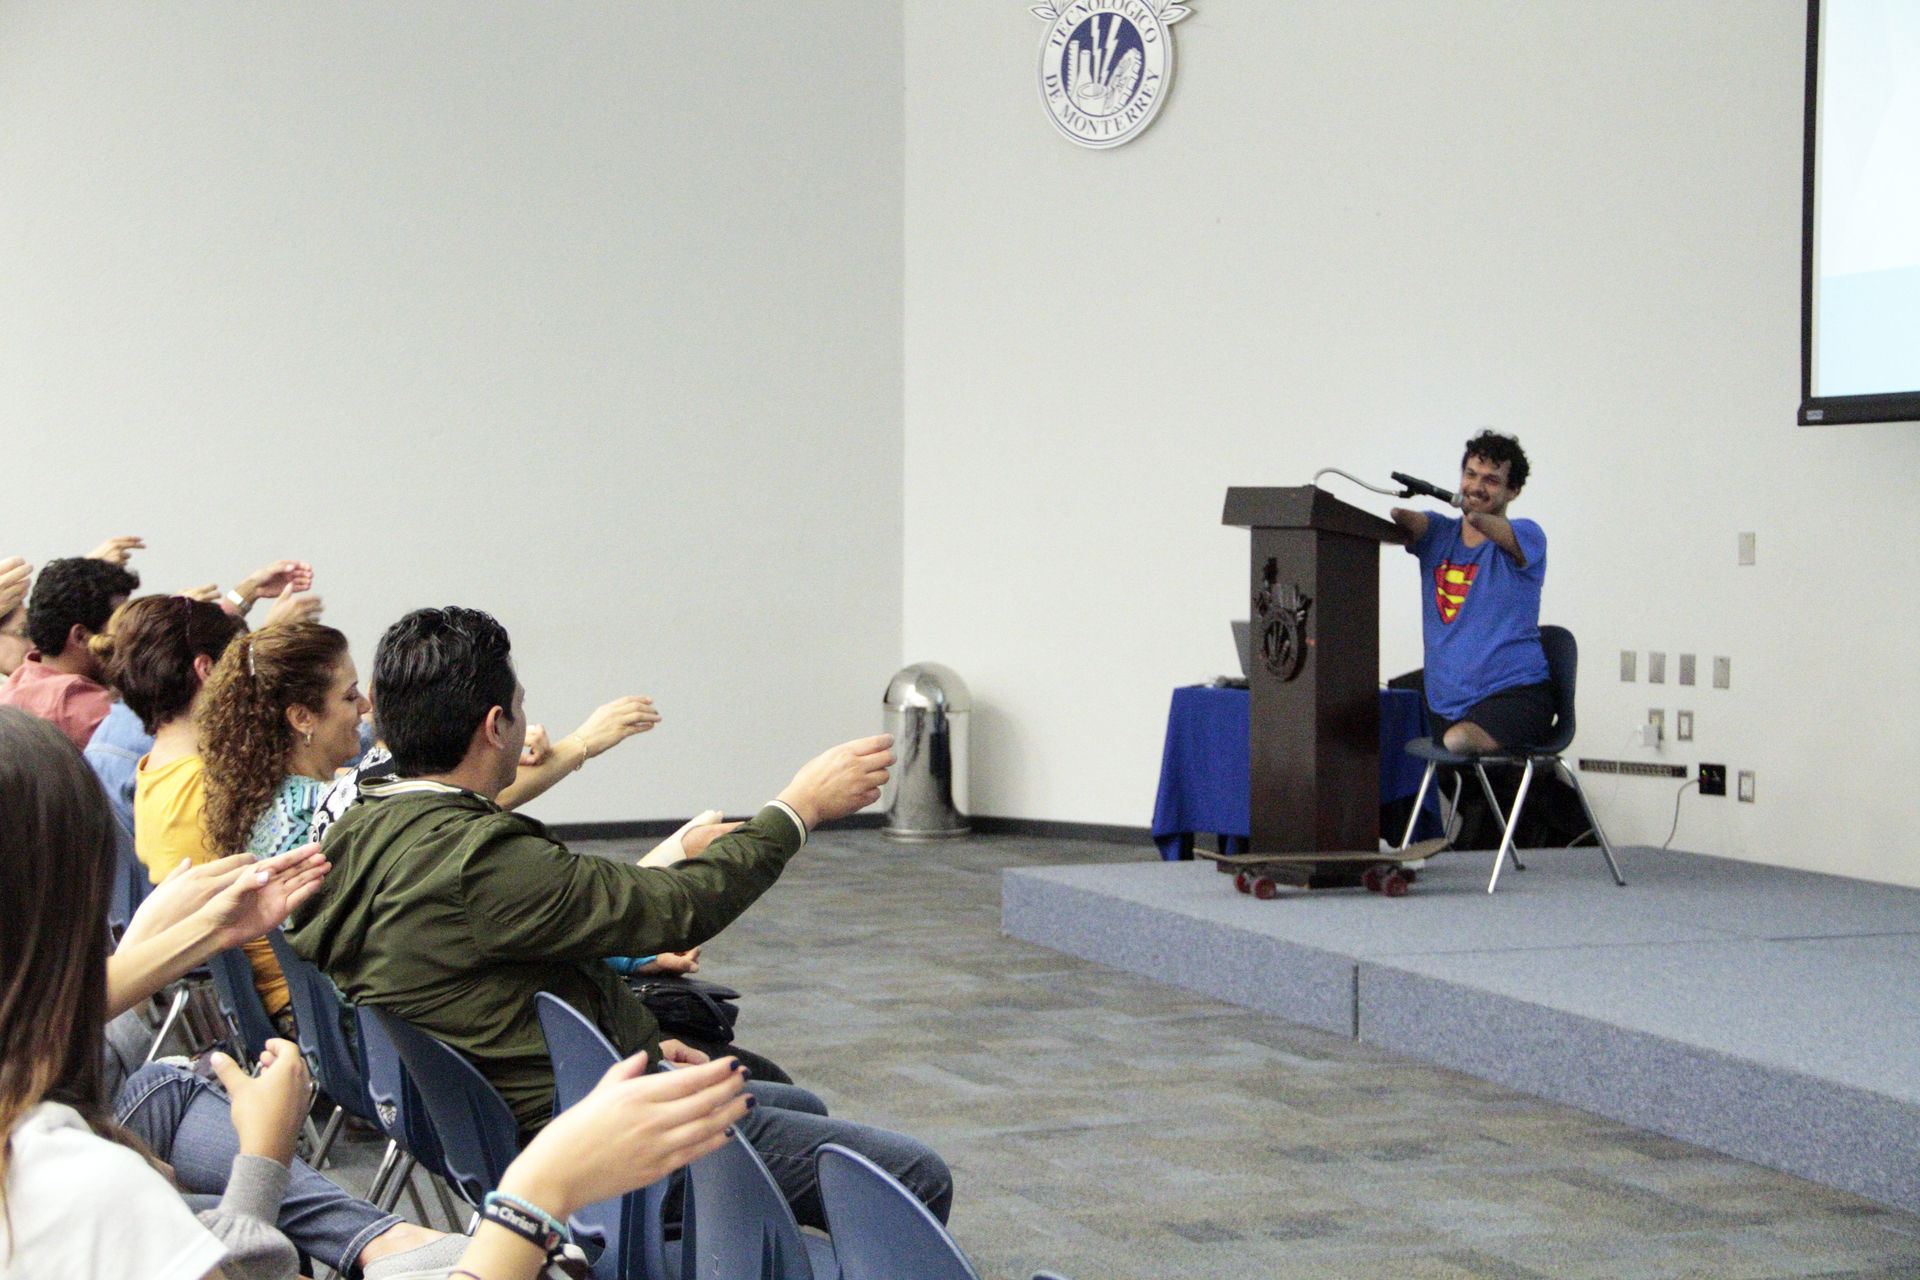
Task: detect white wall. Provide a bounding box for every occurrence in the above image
[905,1,1920,884]
[0,2,905,823]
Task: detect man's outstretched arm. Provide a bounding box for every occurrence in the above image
[1463,512,1527,567]
[1389,508,1428,545]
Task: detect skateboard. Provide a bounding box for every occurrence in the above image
[1198,837,1450,899]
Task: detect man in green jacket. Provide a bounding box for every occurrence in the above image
[287,606,951,1228]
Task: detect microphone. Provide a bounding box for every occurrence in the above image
[1391,471,1461,507]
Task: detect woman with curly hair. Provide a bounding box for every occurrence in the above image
[200,623,368,869]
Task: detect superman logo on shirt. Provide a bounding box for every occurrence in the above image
[1433,561,1478,623]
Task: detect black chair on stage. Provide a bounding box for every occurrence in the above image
[1397,624,1625,894]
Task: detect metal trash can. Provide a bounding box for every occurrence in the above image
[881,663,971,840]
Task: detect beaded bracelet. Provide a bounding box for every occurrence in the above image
[480,1190,570,1258]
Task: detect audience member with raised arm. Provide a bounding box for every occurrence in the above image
[288,606,953,1229]
[0,556,139,749]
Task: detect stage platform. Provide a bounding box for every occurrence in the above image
[1003,845,1920,1214]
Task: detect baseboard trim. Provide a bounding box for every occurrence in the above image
[550,812,887,843]
[550,813,1147,845]
[967,816,1153,845]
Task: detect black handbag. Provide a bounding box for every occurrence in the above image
[631,975,741,1045]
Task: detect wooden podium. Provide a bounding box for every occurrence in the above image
[1223,487,1405,854]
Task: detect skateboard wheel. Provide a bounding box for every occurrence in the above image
[1362,866,1384,893]
[1252,876,1280,900]
[1234,869,1253,894]
[1383,871,1410,897]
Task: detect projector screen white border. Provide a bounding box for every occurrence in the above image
[1800,0,1920,426]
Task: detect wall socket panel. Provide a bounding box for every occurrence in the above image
[1647,651,1666,683]
[1713,656,1731,689]
[1579,758,1688,778]
[1676,710,1694,741]
[1699,763,1727,796]
[1647,708,1665,740]
[1620,650,1637,682]
[1738,770,1756,802]
[1739,532,1756,566]
[1678,653,1696,685]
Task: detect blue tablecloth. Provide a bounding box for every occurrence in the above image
[1151,686,1436,861]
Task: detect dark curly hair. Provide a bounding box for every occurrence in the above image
[1462,430,1529,492]
[199,622,349,857]
[99,595,249,735]
[372,607,517,778]
[26,558,140,657]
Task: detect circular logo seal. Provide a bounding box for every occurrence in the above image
[1033,0,1190,150]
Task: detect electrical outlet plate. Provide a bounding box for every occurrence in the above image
[1738,770,1755,802]
[1648,651,1666,684]
[1699,763,1727,796]
[1676,710,1694,741]
[1620,650,1637,682]
[1678,653,1696,686]
[1739,532,1756,565]
[1713,656,1731,690]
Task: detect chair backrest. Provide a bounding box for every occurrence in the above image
[268,932,382,1129]
[535,993,676,1280]
[1536,625,1578,755]
[816,1143,980,1280]
[206,946,276,1064]
[688,1130,818,1280]
[105,817,151,938]
[362,1005,520,1207]
[357,1003,449,1178]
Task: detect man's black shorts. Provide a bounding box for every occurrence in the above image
[1428,681,1555,750]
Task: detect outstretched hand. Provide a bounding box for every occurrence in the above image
[571,696,662,758]
[495,1054,747,1221]
[121,846,330,951]
[777,734,894,831]
[0,558,29,617]
[87,536,145,566]
[239,560,314,599]
[260,582,324,627]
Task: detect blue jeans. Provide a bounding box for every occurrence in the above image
[115,1063,403,1276]
[736,1080,952,1230]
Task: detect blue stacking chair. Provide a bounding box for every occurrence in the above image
[360,1006,521,1209]
[1397,624,1626,894]
[268,933,393,1176]
[357,1004,461,1223]
[534,993,682,1280]
[815,1143,976,1280]
[687,1126,837,1280]
[206,946,278,1064]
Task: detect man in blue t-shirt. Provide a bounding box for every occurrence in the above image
[1391,431,1553,752]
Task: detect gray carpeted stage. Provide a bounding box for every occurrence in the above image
[1003,844,1920,1215]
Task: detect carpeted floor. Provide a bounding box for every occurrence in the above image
[323,828,1920,1279]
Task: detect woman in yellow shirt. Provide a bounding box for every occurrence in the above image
[111,595,294,1024]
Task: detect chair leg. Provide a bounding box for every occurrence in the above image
[309,1105,344,1168]
[430,1173,464,1233]
[401,1163,432,1224]
[144,985,193,1064]
[1487,759,1536,894]
[367,1140,402,1207]
[1560,761,1626,886]
[375,1152,416,1213]
[1398,762,1438,850]
[1473,763,1525,871]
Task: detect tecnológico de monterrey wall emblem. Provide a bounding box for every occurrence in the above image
[1033,0,1190,149]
